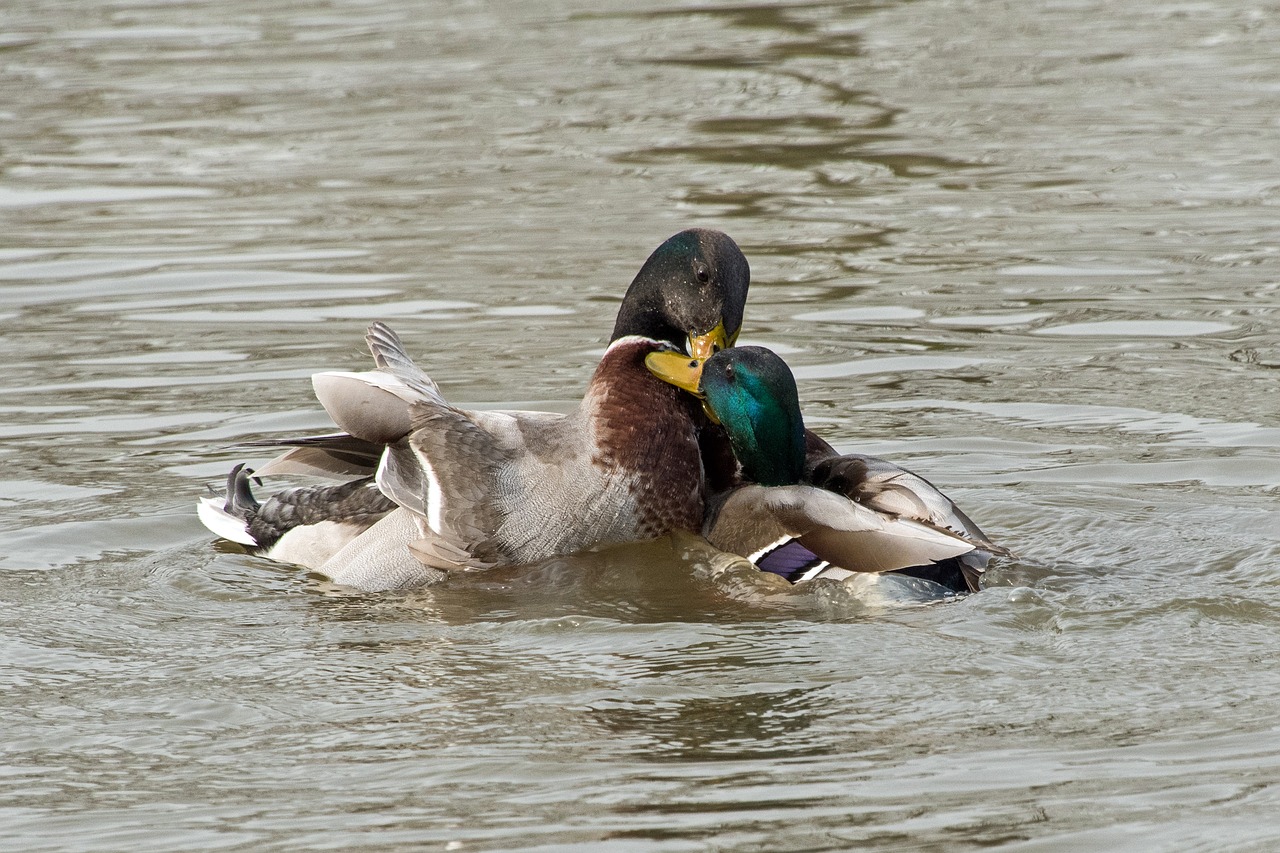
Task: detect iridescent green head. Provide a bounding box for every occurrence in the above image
[699,347,807,487]
[648,345,807,487]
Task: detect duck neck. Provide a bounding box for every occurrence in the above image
[610,303,683,350]
[585,337,706,528]
[724,402,806,487]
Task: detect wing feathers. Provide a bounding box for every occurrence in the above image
[311,372,416,445]
[246,432,383,478]
[811,454,1013,557]
[710,483,980,577]
[365,321,444,402]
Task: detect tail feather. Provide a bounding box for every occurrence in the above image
[244,432,383,478]
[227,463,261,514]
[196,465,259,547]
[889,550,989,594]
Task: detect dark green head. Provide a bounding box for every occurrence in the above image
[699,346,807,487]
[611,229,749,356]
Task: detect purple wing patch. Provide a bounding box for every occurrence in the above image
[757,539,828,583]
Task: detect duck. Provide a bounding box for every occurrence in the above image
[198,228,750,589]
[645,345,1012,593]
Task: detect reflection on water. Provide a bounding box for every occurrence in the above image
[592,684,828,762]
[3,0,1280,849]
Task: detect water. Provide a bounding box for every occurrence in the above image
[3,0,1279,849]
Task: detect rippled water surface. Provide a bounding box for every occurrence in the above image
[4,0,1280,850]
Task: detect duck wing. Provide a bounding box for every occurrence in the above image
[311,321,507,570]
[808,453,1012,557]
[380,400,634,572]
[305,321,445,445]
[239,322,445,478]
[377,402,513,571]
[706,484,978,583]
[247,433,384,478]
[359,323,596,571]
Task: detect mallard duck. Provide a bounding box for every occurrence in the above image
[646,345,1012,593]
[382,323,707,564]
[198,228,749,588]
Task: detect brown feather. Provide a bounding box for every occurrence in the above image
[587,338,707,539]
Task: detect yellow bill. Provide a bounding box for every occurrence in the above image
[644,350,703,393]
[687,321,737,360]
[645,350,719,423]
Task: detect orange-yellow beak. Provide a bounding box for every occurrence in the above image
[687,321,737,360]
[644,350,720,424]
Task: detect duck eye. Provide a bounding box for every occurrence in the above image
[694,262,711,284]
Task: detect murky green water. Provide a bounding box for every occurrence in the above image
[3,0,1279,850]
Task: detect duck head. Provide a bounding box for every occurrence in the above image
[646,346,807,487]
[610,229,749,358]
